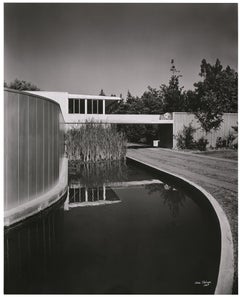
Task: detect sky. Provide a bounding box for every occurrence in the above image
[4,3,238,97]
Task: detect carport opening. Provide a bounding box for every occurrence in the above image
[116,124,173,148]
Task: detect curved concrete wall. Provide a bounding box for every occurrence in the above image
[4,89,66,219]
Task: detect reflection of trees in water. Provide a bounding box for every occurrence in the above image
[145,183,186,218]
[69,160,128,187]
[4,204,64,294]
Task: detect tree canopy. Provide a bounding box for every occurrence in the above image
[113,58,237,134]
[5,79,40,91]
[159,61,185,112]
[192,59,237,132]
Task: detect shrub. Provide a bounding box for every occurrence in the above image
[195,137,208,151]
[230,124,238,149]
[216,137,225,148]
[216,133,236,149]
[176,123,196,149]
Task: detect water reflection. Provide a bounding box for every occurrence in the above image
[67,161,129,209]
[64,185,121,210]
[4,203,64,294]
[145,183,186,218]
[4,161,221,294]
[69,160,128,187]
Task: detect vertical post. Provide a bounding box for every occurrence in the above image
[85,187,88,202]
[103,184,106,200]
[85,99,87,114]
[63,187,69,211]
[103,100,105,115]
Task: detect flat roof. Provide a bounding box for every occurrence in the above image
[68,94,121,100]
[27,91,121,101]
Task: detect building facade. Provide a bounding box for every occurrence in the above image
[27,91,237,149]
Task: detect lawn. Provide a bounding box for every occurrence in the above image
[194,149,238,161]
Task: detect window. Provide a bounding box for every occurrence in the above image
[69,99,73,113]
[93,100,98,114]
[85,99,104,114]
[69,99,86,114]
[80,99,85,114]
[87,100,92,114]
[69,99,104,114]
[75,99,79,113]
[98,100,103,114]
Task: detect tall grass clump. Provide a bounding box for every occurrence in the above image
[65,121,127,163]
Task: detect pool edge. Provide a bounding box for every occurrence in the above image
[127,155,234,295]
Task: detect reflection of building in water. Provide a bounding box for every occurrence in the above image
[4,203,64,294]
[64,184,121,210]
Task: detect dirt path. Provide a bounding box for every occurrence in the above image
[127,147,238,293]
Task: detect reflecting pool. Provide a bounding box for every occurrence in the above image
[4,160,221,294]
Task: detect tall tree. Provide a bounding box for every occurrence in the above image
[193,59,237,132]
[141,86,164,114]
[160,59,185,112]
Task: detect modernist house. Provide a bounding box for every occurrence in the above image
[27,91,124,123]
[27,91,237,149]
[27,91,173,124]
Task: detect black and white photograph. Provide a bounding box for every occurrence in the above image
[4,2,238,294]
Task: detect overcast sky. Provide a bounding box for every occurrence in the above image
[4,3,238,97]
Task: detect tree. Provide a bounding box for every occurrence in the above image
[193,59,237,132]
[160,59,185,112]
[8,78,40,91]
[194,90,224,132]
[99,89,106,96]
[141,86,164,114]
[114,91,144,114]
[183,90,198,112]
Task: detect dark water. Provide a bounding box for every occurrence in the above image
[4,160,221,294]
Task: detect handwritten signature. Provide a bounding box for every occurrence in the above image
[194,280,211,287]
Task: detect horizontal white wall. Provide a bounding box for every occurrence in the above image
[64,114,173,124]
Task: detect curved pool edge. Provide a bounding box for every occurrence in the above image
[4,158,68,227]
[127,156,234,295]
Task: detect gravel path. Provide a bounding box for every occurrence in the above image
[127,147,238,293]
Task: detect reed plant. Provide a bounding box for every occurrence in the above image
[65,121,127,163]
